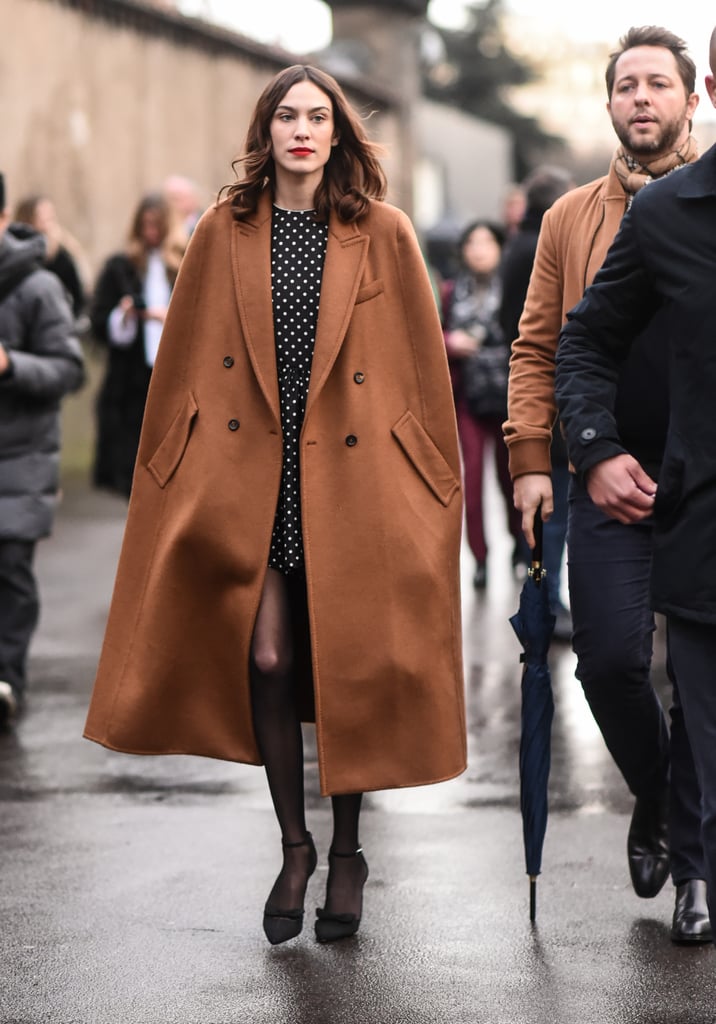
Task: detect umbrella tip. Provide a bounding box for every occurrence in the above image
[529,876,537,921]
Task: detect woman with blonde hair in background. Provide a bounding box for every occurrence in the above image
[13,193,88,321]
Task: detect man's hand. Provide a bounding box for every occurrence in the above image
[513,473,553,549]
[0,343,9,375]
[586,454,656,523]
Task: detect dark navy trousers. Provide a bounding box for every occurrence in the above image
[567,478,704,884]
[666,617,716,934]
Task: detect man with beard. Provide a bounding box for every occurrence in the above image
[504,26,710,943]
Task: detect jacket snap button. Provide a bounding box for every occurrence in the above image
[223,356,234,368]
[345,434,358,447]
[353,372,365,384]
[228,419,240,431]
[580,427,596,441]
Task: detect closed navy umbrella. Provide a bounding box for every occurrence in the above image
[509,513,555,921]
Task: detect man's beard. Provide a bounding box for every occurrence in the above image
[613,113,686,160]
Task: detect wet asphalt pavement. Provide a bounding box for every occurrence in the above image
[1,476,715,1024]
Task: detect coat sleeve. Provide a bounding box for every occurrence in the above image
[554,208,655,476]
[394,209,461,478]
[503,206,564,479]
[0,270,84,400]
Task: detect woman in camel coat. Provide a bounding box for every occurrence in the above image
[84,64,466,946]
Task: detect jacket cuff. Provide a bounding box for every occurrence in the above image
[507,437,552,480]
[572,440,628,481]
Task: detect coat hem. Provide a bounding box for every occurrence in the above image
[82,730,263,766]
[318,758,468,798]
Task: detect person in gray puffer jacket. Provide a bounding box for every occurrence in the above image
[0,173,84,727]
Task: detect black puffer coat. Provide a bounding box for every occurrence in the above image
[0,224,85,540]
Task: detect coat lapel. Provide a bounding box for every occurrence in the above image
[231,193,279,421]
[305,213,369,418]
[230,197,369,422]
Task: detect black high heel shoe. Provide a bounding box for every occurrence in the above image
[263,832,317,945]
[315,847,369,943]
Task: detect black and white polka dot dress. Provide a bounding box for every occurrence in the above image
[268,206,328,575]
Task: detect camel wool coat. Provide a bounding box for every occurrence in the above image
[84,192,467,796]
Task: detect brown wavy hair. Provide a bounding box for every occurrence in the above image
[125,192,187,280]
[220,65,387,223]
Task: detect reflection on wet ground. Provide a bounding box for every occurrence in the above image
[1,473,712,1024]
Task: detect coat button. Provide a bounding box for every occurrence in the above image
[353,371,365,384]
[580,427,596,441]
[223,356,234,368]
[345,434,358,447]
[228,419,240,431]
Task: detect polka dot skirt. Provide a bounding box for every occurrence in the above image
[268,206,328,575]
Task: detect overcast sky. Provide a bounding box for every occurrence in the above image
[178,1,715,122]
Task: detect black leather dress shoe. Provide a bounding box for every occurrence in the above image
[671,879,713,944]
[627,792,669,898]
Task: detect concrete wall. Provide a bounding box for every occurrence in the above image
[3,0,400,278]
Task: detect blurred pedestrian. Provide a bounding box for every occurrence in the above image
[500,182,526,240]
[90,192,187,498]
[0,172,85,727]
[441,218,524,589]
[506,26,709,943]
[13,193,88,321]
[499,164,575,638]
[162,174,205,235]
[84,64,466,946]
[556,23,716,948]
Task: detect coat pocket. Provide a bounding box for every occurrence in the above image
[391,409,460,507]
[355,278,384,304]
[147,392,199,488]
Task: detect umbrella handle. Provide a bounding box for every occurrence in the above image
[530,507,545,584]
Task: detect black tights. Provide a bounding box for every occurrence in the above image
[250,568,363,910]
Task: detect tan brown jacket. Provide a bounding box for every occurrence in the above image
[504,159,631,478]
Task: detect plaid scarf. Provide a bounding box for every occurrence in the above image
[613,135,699,208]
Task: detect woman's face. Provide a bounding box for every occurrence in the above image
[269,80,337,190]
[461,226,501,276]
[139,209,164,249]
[33,198,58,236]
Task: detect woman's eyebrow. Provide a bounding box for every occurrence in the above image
[275,104,331,113]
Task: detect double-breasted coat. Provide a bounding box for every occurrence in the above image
[84,192,467,796]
